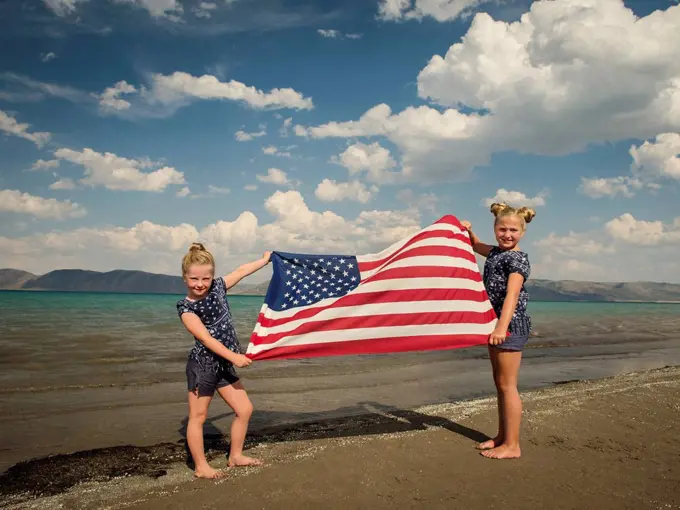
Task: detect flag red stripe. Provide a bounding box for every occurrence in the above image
[359,247,477,282]
[358,229,470,272]
[254,286,490,329]
[251,309,498,346]
[247,333,486,361]
[360,266,483,284]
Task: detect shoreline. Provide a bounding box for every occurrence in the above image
[2,365,679,509]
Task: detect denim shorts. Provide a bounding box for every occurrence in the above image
[493,332,530,352]
[186,358,239,397]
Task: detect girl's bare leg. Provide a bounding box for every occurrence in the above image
[482,349,523,459]
[477,345,505,450]
[187,391,223,478]
[217,381,263,467]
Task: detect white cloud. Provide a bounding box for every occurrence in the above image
[0,189,86,220]
[260,190,421,253]
[187,184,231,199]
[302,1,680,184]
[176,186,191,197]
[31,159,60,171]
[396,189,438,212]
[53,147,186,192]
[318,29,341,38]
[579,176,640,198]
[244,184,258,191]
[377,0,485,22]
[0,110,51,147]
[207,185,230,195]
[534,231,613,258]
[112,0,184,20]
[50,178,77,190]
[41,52,57,62]
[604,213,680,246]
[98,81,137,112]
[256,168,290,186]
[482,188,547,208]
[280,117,292,136]
[317,29,363,39]
[234,128,266,141]
[631,132,680,180]
[43,0,87,16]
[315,179,374,203]
[193,1,217,18]
[98,72,313,118]
[533,213,680,281]
[0,192,421,275]
[580,132,680,199]
[262,145,292,158]
[334,142,400,184]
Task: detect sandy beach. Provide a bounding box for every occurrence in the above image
[2,366,678,509]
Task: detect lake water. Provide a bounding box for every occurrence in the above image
[1,290,679,471]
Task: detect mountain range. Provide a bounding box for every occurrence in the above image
[1,268,679,302]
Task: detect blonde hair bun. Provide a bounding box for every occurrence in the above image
[489,202,511,217]
[182,242,215,275]
[516,206,536,224]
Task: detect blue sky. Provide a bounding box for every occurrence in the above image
[1,0,679,283]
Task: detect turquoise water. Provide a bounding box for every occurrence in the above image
[1,289,679,392]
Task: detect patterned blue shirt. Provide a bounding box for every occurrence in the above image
[482,247,532,336]
[176,277,241,373]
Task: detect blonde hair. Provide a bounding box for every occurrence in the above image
[181,243,215,276]
[490,203,536,230]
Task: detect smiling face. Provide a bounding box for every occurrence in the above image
[494,214,525,251]
[183,264,214,300]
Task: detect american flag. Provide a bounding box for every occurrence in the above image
[246,215,497,361]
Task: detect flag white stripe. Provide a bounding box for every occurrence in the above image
[254,276,487,322]
[356,223,466,264]
[248,322,496,355]
[359,255,479,280]
[254,299,494,337]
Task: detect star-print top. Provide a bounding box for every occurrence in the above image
[482,247,532,336]
[176,276,241,373]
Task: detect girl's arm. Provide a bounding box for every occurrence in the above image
[489,273,524,345]
[460,221,494,257]
[223,251,272,290]
[180,312,252,367]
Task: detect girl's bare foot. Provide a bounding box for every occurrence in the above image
[480,444,521,459]
[228,454,264,467]
[476,436,503,450]
[194,466,224,479]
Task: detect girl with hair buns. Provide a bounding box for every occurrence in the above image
[460,203,535,460]
[177,243,271,478]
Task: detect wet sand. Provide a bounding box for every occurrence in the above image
[2,366,679,509]
[2,338,680,474]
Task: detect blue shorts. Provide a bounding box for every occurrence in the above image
[493,332,530,352]
[186,359,239,397]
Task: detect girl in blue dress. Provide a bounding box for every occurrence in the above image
[461,203,535,459]
[177,243,271,478]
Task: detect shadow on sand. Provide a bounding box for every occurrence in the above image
[1,401,489,503]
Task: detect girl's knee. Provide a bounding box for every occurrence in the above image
[235,400,253,420]
[189,409,208,424]
[494,376,517,393]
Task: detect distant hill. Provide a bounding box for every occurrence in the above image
[0,268,268,296]
[0,269,37,289]
[1,268,679,302]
